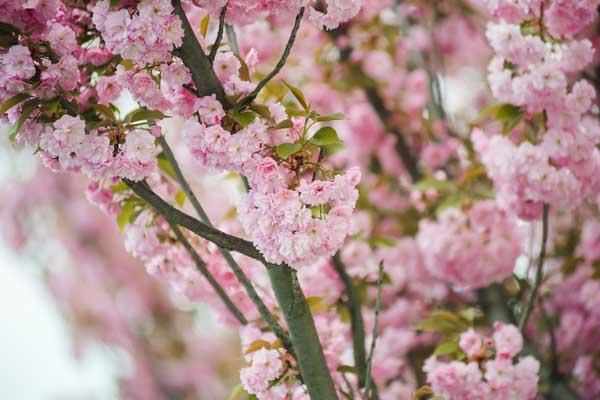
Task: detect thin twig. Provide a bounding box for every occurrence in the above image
[225,24,240,55]
[237,7,305,108]
[333,254,380,399]
[332,253,368,386]
[519,203,550,332]
[157,136,293,354]
[167,220,247,324]
[539,299,559,377]
[364,262,384,400]
[363,87,421,182]
[209,2,228,63]
[326,28,422,182]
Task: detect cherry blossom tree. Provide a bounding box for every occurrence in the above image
[1,0,599,399]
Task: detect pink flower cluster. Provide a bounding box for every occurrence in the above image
[485,0,600,38]
[416,201,525,289]
[193,0,363,29]
[239,167,360,268]
[239,326,308,399]
[36,115,159,181]
[92,0,183,64]
[425,323,539,400]
[0,0,62,32]
[0,35,81,105]
[183,116,267,173]
[182,65,360,268]
[114,61,201,118]
[477,0,600,219]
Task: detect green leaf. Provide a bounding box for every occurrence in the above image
[477,103,524,134]
[249,103,271,120]
[285,107,306,117]
[435,194,463,218]
[110,181,129,193]
[412,386,434,400]
[231,110,255,127]
[175,189,186,207]
[109,0,122,7]
[0,22,20,35]
[476,102,505,120]
[0,33,17,47]
[433,340,459,356]
[336,365,359,375]
[271,119,293,130]
[283,80,309,111]
[8,99,39,141]
[117,198,138,231]
[336,303,351,323]
[322,143,345,156]
[124,108,166,123]
[0,22,20,44]
[200,15,210,38]
[92,103,117,121]
[316,112,344,122]
[43,97,60,114]
[458,308,479,323]
[157,153,176,180]
[244,339,272,354]
[233,53,251,82]
[0,93,30,116]
[495,104,522,121]
[306,296,329,314]
[414,178,455,193]
[369,235,397,247]
[413,310,469,334]
[310,126,341,146]
[228,383,245,400]
[275,142,302,158]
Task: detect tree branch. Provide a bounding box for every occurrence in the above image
[172,0,230,107]
[208,2,228,63]
[326,28,421,182]
[124,179,264,262]
[126,179,338,397]
[266,265,339,400]
[364,262,383,400]
[157,136,293,354]
[237,8,305,108]
[162,5,338,395]
[332,253,367,386]
[167,219,247,324]
[519,203,549,332]
[363,86,422,182]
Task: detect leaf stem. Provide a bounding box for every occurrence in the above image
[237,8,305,108]
[364,262,384,399]
[208,2,228,63]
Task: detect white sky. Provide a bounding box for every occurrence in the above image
[0,242,118,399]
